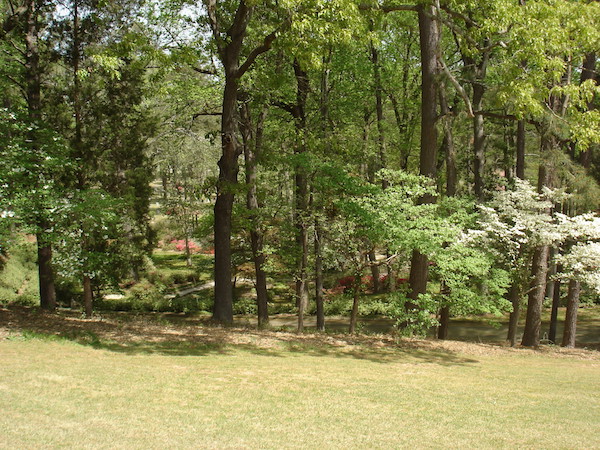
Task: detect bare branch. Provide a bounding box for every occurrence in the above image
[438,57,474,117]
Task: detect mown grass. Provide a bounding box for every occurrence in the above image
[1,327,599,449]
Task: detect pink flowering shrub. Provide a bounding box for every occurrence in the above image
[170,239,202,253]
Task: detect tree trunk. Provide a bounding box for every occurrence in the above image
[349,275,361,334]
[213,75,240,324]
[184,235,192,267]
[408,250,429,310]
[521,245,550,347]
[578,52,596,169]
[521,124,555,346]
[506,282,521,346]
[315,220,325,332]
[240,104,269,328]
[386,252,396,293]
[516,120,526,179]
[37,240,56,311]
[291,60,310,332]
[369,251,381,293]
[83,274,93,318]
[472,83,486,201]
[545,247,556,300]
[437,305,450,340]
[548,268,562,344]
[561,279,580,348]
[437,87,455,339]
[407,4,439,308]
[370,41,388,190]
[209,1,258,325]
[26,0,56,311]
[296,225,309,333]
[440,88,457,197]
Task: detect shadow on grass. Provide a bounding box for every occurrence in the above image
[1,305,479,366]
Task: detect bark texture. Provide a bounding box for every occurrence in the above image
[521,245,549,347]
[562,279,580,348]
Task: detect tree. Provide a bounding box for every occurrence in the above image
[202,0,292,324]
[406,3,439,313]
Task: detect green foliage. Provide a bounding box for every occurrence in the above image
[0,238,39,306]
[387,292,440,337]
[0,109,73,242]
[232,297,258,315]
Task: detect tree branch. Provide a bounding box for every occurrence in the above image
[193,111,222,119]
[192,66,217,75]
[1,4,26,37]
[272,100,296,116]
[438,57,474,117]
[438,4,480,28]
[202,0,224,56]
[359,3,417,13]
[237,17,291,78]
[477,110,540,127]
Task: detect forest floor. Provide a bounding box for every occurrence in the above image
[1,304,599,354]
[2,305,600,449]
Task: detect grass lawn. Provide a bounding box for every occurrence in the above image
[1,307,599,449]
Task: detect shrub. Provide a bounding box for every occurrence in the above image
[123,281,167,312]
[233,297,258,315]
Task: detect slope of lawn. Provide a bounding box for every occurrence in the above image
[1,306,599,449]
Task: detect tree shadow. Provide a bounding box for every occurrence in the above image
[1,305,479,366]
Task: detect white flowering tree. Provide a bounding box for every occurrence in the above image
[554,214,600,347]
[474,179,564,345]
[477,181,600,347]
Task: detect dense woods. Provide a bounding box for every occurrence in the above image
[1,0,600,348]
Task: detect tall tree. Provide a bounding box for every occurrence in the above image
[203,0,289,324]
[407,3,439,310]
